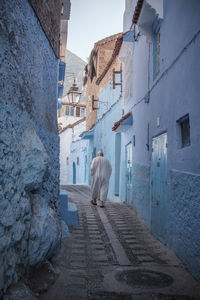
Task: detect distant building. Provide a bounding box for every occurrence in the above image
[59,77,86,185]
[58,84,86,131]
[67,33,123,191]
[85,33,122,131]
[60,117,86,185]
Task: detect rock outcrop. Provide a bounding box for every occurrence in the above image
[0,100,61,297]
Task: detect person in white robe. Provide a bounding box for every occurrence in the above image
[90,150,112,208]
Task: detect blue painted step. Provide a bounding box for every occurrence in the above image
[59,189,79,227]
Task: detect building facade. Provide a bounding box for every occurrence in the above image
[60,117,86,185]
[118,0,200,281]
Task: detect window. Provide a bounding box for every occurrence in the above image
[113,69,122,89]
[80,108,85,117]
[65,106,69,116]
[70,106,74,116]
[177,114,191,148]
[153,28,160,78]
[76,106,80,117]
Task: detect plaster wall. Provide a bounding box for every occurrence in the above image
[59,115,83,128]
[0,0,60,295]
[60,128,73,185]
[98,73,121,120]
[69,140,89,185]
[123,0,137,31]
[60,121,86,185]
[29,0,62,58]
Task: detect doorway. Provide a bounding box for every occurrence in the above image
[125,142,132,205]
[73,162,76,184]
[115,133,121,196]
[151,132,167,243]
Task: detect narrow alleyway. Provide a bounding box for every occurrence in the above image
[39,186,200,300]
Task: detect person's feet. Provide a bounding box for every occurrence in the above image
[91,199,97,205]
[100,200,104,208]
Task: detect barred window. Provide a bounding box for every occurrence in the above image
[70,106,74,116]
[65,106,69,115]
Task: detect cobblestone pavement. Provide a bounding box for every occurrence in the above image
[39,185,200,300]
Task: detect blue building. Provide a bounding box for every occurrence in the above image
[117,0,200,281]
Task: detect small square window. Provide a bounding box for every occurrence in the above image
[177,114,191,148]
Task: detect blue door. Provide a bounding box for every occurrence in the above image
[92,147,96,159]
[151,133,167,243]
[125,142,132,205]
[84,155,87,184]
[115,133,121,196]
[73,162,76,184]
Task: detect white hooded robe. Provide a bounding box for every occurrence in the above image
[91,156,112,202]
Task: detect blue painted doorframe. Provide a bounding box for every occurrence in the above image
[73,162,76,184]
[151,132,167,243]
[125,142,133,205]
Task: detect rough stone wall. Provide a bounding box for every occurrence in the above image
[168,170,200,281]
[96,40,117,78]
[0,0,61,296]
[29,0,62,58]
[0,0,59,133]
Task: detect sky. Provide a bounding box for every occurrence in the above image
[67,0,125,62]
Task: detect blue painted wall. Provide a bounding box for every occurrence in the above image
[69,139,89,185]
[0,0,60,293]
[91,77,122,198]
[121,0,200,280]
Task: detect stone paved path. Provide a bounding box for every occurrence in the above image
[39,185,200,300]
